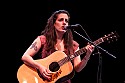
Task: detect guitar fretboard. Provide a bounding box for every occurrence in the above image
[58,31,118,66]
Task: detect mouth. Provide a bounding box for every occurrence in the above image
[60,26,66,32]
[62,26,65,30]
[62,26,67,30]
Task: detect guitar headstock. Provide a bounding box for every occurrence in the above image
[102,31,119,43]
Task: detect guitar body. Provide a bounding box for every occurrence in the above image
[17,51,74,83]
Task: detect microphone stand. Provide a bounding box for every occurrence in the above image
[97,52,102,83]
[72,29,116,83]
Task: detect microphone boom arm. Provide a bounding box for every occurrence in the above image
[73,30,116,58]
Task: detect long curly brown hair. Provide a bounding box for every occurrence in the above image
[41,10,74,58]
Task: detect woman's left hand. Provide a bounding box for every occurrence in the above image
[85,44,95,56]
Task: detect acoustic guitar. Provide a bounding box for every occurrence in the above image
[17,31,119,83]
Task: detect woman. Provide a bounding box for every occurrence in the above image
[21,10,95,83]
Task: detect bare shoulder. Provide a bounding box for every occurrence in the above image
[38,35,46,39]
[37,35,46,44]
[73,40,79,52]
[73,40,79,47]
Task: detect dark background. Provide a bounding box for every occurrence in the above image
[2,0,124,83]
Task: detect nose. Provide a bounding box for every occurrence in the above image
[63,19,68,26]
[63,20,66,24]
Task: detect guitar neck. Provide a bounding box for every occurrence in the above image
[58,38,103,66]
[58,31,119,66]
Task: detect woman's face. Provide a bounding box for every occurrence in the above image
[54,13,69,32]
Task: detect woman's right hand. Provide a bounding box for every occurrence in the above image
[38,65,53,81]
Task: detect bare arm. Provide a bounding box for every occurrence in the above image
[73,44,95,72]
[21,35,52,80]
[21,36,42,69]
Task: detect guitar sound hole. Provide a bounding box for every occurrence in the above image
[49,62,60,72]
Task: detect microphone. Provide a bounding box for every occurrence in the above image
[64,24,81,30]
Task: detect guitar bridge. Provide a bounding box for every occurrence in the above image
[51,69,62,81]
